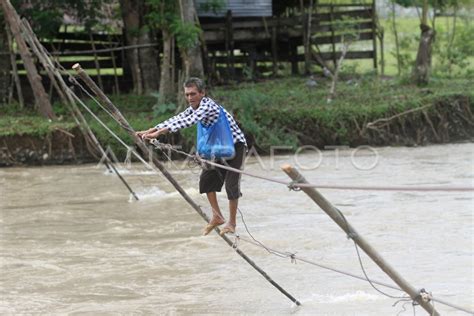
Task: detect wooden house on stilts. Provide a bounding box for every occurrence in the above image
[196,0,382,81]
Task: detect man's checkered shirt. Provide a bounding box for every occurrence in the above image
[155,97,247,145]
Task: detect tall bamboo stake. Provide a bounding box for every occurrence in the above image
[281,164,439,315]
[72,63,301,306]
[20,20,138,200]
[1,0,54,119]
[5,24,24,108]
[89,33,104,92]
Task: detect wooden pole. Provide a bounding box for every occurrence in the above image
[89,33,104,92]
[271,25,278,76]
[72,63,301,306]
[225,10,235,80]
[330,5,337,68]
[0,0,55,119]
[193,11,210,78]
[371,0,378,71]
[5,23,24,108]
[20,21,138,200]
[110,49,120,95]
[290,40,298,75]
[21,26,69,107]
[304,0,314,74]
[281,164,439,315]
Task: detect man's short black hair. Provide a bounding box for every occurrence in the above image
[183,77,205,92]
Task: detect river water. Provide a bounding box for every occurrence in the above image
[1,143,473,315]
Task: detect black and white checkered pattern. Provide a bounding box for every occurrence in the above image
[156,97,247,145]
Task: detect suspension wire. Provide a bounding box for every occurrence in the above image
[236,208,406,292]
[35,39,135,136]
[236,201,471,314]
[69,92,158,173]
[353,241,407,299]
[150,141,474,193]
[233,230,473,314]
[69,75,136,134]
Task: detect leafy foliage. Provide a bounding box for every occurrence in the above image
[150,92,177,116]
[10,0,113,37]
[146,0,201,50]
[171,20,201,50]
[434,18,474,77]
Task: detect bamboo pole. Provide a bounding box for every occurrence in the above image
[72,63,301,306]
[281,164,439,315]
[371,0,378,71]
[89,33,104,92]
[5,23,24,108]
[1,0,54,119]
[20,20,138,200]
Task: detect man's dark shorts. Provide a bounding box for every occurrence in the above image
[199,142,246,200]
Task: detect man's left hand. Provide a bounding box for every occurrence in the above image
[143,128,168,140]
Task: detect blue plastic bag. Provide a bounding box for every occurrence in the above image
[197,107,235,159]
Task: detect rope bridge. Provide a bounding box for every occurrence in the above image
[18,20,473,314]
[69,70,472,314]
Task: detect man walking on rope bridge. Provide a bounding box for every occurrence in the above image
[136,78,247,236]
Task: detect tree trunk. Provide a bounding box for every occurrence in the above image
[0,18,11,104]
[179,0,204,79]
[119,0,160,95]
[391,0,401,76]
[159,29,174,104]
[119,0,143,94]
[139,30,160,93]
[412,0,435,86]
[6,24,24,107]
[412,24,435,86]
[1,0,54,118]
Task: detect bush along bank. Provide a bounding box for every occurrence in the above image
[0,76,473,166]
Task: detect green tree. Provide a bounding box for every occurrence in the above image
[146,0,204,107]
[394,0,470,84]
[146,0,179,104]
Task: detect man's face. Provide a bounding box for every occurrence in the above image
[184,85,205,108]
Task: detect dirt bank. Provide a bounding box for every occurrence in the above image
[1,95,473,167]
[0,127,96,167]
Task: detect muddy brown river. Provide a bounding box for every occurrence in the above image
[1,143,473,315]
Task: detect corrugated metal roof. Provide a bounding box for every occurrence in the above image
[196,0,272,17]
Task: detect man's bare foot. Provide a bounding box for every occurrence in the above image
[202,216,225,236]
[219,224,236,236]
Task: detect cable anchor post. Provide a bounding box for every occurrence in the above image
[287,180,302,191]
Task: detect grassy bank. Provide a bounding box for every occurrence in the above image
[1,74,472,161]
